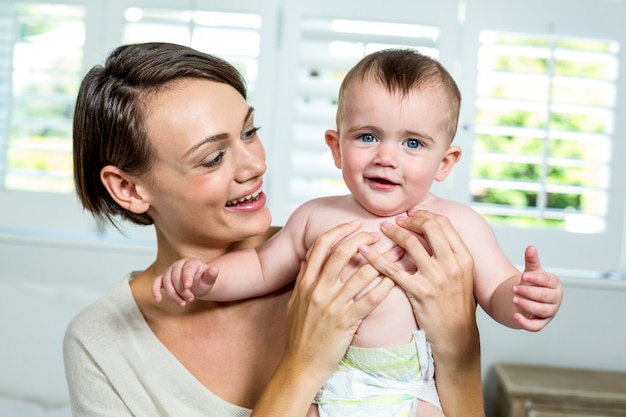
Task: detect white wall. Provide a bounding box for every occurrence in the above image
[0,233,155,411]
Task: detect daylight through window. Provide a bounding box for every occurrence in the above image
[470,31,618,234]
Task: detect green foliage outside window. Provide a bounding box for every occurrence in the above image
[472,32,615,230]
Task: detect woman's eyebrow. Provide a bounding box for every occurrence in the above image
[243,106,255,124]
[184,132,229,158]
[184,106,256,158]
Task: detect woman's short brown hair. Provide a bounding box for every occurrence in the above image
[73,42,247,227]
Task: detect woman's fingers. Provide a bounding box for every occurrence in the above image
[303,221,361,286]
[396,211,474,287]
[284,221,393,379]
[357,243,409,288]
[306,225,381,301]
[371,210,477,342]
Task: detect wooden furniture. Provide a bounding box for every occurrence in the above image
[494,363,626,416]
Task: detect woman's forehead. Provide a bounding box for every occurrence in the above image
[144,79,250,150]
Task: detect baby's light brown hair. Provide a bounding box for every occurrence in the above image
[336,48,461,143]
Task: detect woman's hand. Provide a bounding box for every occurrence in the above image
[358,210,485,417]
[251,221,398,417]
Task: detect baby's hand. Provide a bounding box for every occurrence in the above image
[512,246,563,332]
[151,258,219,307]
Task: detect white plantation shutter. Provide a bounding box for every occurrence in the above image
[2,3,84,194]
[0,2,96,235]
[455,0,626,273]
[470,32,617,232]
[120,5,263,101]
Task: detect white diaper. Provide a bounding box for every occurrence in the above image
[315,330,441,417]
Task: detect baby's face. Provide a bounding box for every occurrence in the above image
[328,79,457,216]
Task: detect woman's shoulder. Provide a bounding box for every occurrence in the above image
[64,277,137,342]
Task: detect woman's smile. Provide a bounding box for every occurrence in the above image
[225,190,267,212]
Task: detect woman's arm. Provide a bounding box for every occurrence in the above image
[359,210,485,417]
[251,221,397,417]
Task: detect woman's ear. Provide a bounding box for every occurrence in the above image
[100,166,150,214]
[435,145,462,182]
[324,129,342,169]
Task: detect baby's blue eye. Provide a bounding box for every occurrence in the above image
[406,139,421,149]
[359,134,376,143]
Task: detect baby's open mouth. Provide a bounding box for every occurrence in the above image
[369,177,395,185]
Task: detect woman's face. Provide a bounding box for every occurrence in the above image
[139,78,271,255]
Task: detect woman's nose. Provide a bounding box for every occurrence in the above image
[235,141,266,182]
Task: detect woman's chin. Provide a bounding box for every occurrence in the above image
[236,207,272,234]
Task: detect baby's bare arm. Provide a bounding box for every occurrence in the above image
[438,202,520,326]
[195,203,315,302]
[446,204,563,330]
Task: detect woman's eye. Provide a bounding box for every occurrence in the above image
[359,133,376,143]
[242,126,261,140]
[405,138,422,149]
[202,151,225,168]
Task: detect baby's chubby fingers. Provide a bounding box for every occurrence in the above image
[512,295,553,319]
[514,272,563,306]
[151,275,165,302]
[513,312,550,332]
[160,267,188,307]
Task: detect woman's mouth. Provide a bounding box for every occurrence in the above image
[226,189,263,207]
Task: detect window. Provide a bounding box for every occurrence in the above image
[0,3,84,193]
[471,31,617,235]
[458,0,626,273]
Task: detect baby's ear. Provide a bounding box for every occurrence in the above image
[100,165,151,214]
[324,129,342,169]
[435,145,462,182]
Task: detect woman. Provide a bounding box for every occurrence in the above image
[64,42,483,417]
